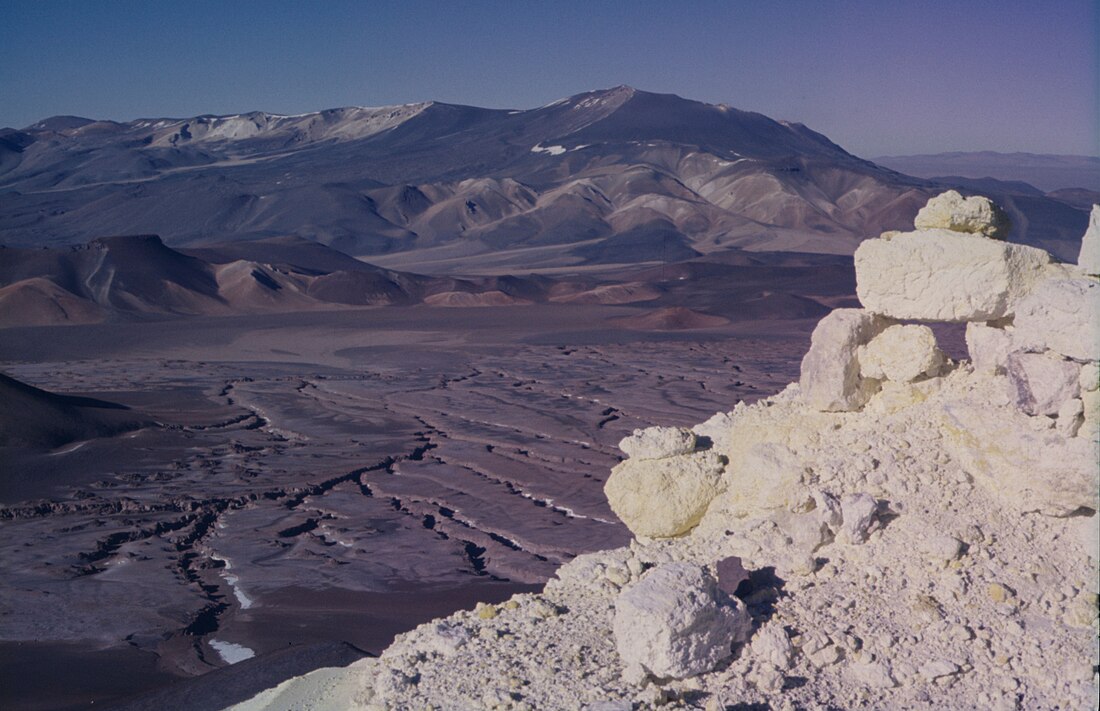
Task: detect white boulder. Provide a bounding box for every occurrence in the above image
[965,322,1014,375]
[619,426,697,460]
[1079,204,1100,275]
[799,308,894,411]
[858,324,945,383]
[914,190,1011,238]
[604,451,724,538]
[613,562,750,680]
[855,229,1051,322]
[1006,352,1081,416]
[838,493,878,543]
[1012,278,1100,362]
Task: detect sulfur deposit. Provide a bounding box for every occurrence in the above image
[232,194,1099,711]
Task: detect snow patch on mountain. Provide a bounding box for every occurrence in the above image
[531,144,567,156]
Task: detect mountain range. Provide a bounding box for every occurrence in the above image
[1,87,1091,275]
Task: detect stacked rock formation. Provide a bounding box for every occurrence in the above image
[232,194,1099,711]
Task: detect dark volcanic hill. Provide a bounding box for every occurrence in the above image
[0,373,151,449]
[0,88,1089,269]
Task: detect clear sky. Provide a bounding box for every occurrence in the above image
[2,0,1096,157]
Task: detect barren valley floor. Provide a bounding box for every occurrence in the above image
[0,305,817,710]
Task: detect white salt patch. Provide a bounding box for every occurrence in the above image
[210,639,255,664]
[518,491,615,524]
[212,554,255,609]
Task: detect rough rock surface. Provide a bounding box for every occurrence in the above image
[233,195,1099,711]
[965,321,1014,375]
[913,190,1011,238]
[799,308,893,411]
[859,324,945,383]
[1006,352,1081,416]
[618,426,697,460]
[1080,204,1100,275]
[854,229,1052,321]
[603,451,725,538]
[1012,277,1100,362]
[613,562,750,681]
[722,441,813,519]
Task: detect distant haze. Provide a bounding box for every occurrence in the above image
[1,0,1096,158]
[874,152,1100,193]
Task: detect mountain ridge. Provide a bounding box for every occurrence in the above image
[0,88,1089,270]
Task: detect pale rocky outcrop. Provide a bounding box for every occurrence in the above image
[239,193,1099,711]
[858,324,944,383]
[603,451,724,538]
[618,426,696,460]
[913,189,1011,238]
[854,229,1051,322]
[1011,278,1100,362]
[799,308,893,411]
[613,562,750,680]
[1079,204,1100,275]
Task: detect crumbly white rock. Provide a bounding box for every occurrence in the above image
[604,451,725,538]
[799,308,893,411]
[859,324,945,383]
[854,229,1051,322]
[613,562,750,681]
[913,190,1011,238]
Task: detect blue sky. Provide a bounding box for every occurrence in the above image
[1,0,1096,157]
